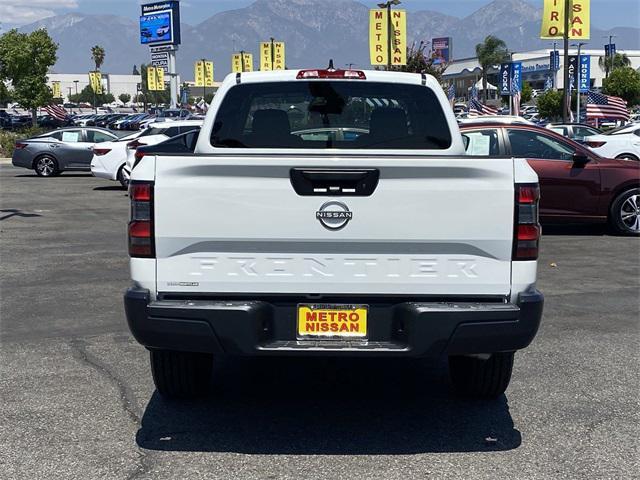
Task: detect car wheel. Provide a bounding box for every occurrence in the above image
[150,349,213,399]
[615,153,639,161]
[610,188,640,236]
[34,155,59,177]
[448,352,514,399]
[117,165,129,189]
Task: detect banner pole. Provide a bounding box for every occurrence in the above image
[562,0,570,123]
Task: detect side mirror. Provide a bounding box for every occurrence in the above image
[572,153,590,165]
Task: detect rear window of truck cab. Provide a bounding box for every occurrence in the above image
[210,81,452,149]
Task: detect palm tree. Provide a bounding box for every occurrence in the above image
[475,35,509,102]
[599,53,631,77]
[91,45,105,71]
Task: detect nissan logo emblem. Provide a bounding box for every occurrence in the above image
[316,201,353,230]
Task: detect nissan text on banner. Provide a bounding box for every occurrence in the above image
[204,61,214,87]
[541,0,590,39]
[156,67,165,90]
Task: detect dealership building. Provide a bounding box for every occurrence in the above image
[46,73,144,103]
[443,48,640,100]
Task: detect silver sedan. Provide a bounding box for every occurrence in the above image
[12,127,118,177]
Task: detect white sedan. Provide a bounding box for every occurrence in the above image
[584,123,640,161]
[90,131,143,187]
[122,120,203,180]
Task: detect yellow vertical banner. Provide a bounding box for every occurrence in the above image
[273,42,285,70]
[147,67,157,91]
[156,68,165,90]
[232,54,243,73]
[204,61,214,86]
[570,0,590,39]
[194,61,205,86]
[242,53,253,72]
[540,0,566,38]
[95,72,103,94]
[390,10,406,65]
[52,81,61,98]
[260,42,272,71]
[369,9,388,65]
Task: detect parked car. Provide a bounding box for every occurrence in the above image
[37,115,72,129]
[74,114,98,127]
[122,119,202,179]
[90,131,143,187]
[155,108,190,121]
[12,127,118,177]
[95,113,127,128]
[460,122,640,235]
[0,110,11,129]
[582,123,640,161]
[545,123,601,143]
[124,68,544,400]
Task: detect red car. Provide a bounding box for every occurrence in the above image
[460,122,640,236]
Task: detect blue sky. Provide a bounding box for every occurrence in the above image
[1,0,639,29]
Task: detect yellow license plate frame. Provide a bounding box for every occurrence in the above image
[297,304,368,339]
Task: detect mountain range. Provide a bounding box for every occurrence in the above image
[17,0,640,79]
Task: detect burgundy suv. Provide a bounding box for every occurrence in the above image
[460,122,640,235]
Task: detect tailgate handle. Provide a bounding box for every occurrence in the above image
[290,168,379,196]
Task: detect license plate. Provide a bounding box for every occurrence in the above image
[297,304,368,338]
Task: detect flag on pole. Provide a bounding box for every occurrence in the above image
[447,84,455,107]
[586,90,629,121]
[470,84,479,101]
[44,104,68,121]
[468,99,498,117]
[544,76,553,91]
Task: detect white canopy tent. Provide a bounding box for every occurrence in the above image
[468,79,498,91]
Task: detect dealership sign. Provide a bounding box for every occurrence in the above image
[499,63,512,96]
[431,37,452,65]
[140,1,181,46]
[578,55,590,92]
[151,51,169,73]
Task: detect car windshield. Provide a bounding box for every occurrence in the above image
[211,80,452,149]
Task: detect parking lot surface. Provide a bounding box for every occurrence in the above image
[1,164,639,479]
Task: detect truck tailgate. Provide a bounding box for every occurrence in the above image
[153,155,515,296]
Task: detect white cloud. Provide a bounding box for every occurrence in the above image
[0,0,79,26]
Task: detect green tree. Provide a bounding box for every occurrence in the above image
[536,89,563,120]
[132,64,140,75]
[0,29,58,125]
[383,41,446,82]
[0,81,12,106]
[521,82,533,104]
[118,93,131,105]
[602,67,640,106]
[599,53,631,78]
[91,45,105,71]
[74,84,114,107]
[475,35,509,102]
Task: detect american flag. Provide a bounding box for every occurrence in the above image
[586,90,629,121]
[512,77,521,117]
[44,104,68,122]
[447,84,455,107]
[468,99,498,117]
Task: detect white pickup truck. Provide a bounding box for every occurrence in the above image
[124,68,543,399]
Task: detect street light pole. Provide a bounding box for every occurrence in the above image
[562,0,570,123]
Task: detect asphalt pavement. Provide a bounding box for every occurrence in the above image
[1,163,639,479]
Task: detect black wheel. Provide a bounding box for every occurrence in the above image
[117,165,129,189]
[449,352,514,399]
[150,349,213,399]
[609,188,640,236]
[34,155,59,177]
[615,153,639,161]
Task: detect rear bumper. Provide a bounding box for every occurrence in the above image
[124,289,543,357]
[12,150,32,169]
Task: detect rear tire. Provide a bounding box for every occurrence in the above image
[34,155,59,177]
[449,352,514,399]
[615,153,639,161]
[150,349,213,399]
[609,188,640,236]
[117,165,129,189]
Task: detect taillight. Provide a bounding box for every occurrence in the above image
[128,182,154,257]
[513,183,540,261]
[296,69,366,80]
[585,141,606,148]
[127,139,146,150]
[93,148,111,156]
[14,142,28,149]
